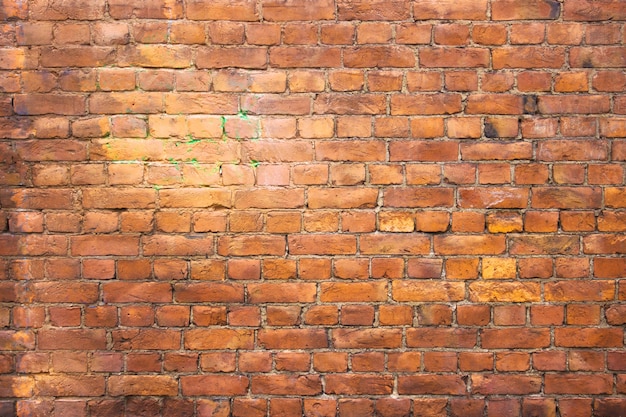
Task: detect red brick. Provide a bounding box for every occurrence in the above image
[391,94,462,115]
[497,353,534,372]
[398,375,466,395]
[321,281,387,302]
[266,306,301,326]
[532,187,602,209]
[28,282,96,304]
[384,188,454,207]
[492,0,560,20]
[606,187,626,208]
[413,0,487,19]
[0,235,67,256]
[361,234,430,255]
[406,72,442,91]
[332,258,367,279]
[0,48,38,70]
[473,375,541,395]
[263,0,334,20]
[30,0,105,19]
[243,23,279,46]
[308,188,378,209]
[35,375,104,397]
[594,399,626,417]
[187,0,257,20]
[185,329,253,350]
[41,46,115,68]
[390,141,456,162]
[14,94,86,116]
[539,95,610,114]
[305,306,338,326]
[447,258,479,280]
[252,374,322,396]
[326,374,392,395]
[564,0,626,20]
[421,47,489,68]
[332,329,401,349]
[258,329,327,349]
[38,329,105,350]
[71,236,139,256]
[555,327,623,348]
[248,283,315,303]
[14,140,86,163]
[108,375,171,396]
[337,0,410,20]
[0,0,28,19]
[434,24,470,46]
[393,281,464,302]
[504,23,546,44]
[103,282,171,304]
[482,328,550,349]
[594,258,626,278]
[245,142,310,164]
[16,23,53,46]
[161,188,232,208]
[538,139,608,161]
[493,47,565,69]
[407,328,476,348]
[111,329,180,351]
[274,352,309,371]
[228,259,261,280]
[545,374,612,395]
[270,47,341,68]
[217,235,284,256]
[288,234,356,255]
[344,46,415,68]
[498,353,534,372]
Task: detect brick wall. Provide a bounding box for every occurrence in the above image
[1,0,625,416]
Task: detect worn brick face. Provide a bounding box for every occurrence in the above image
[0,1,623,415]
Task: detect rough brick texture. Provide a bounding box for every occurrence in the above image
[1,1,625,416]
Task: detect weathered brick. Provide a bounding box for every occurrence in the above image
[326,374,392,395]
[361,233,430,255]
[493,47,565,69]
[248,283,315,303]
[34,375,104,397]
[391,94,462,115]
[252,374,322,395]
[258,329,327,349]
[564,0,626,20]
[532,187,602,209]
[469,282,541,302]
[112,329,180,351]
[414,0,487,19]
[263,0,334,20]
[108,375,177,396]
[538,95,610,114]
[398,375,466,395]
[393,281,464,302]
[421,48,489,68]
[482,328,550,349]
[492,0,560,20]
[332,329,402,349]
[344,46,415,68]
[472,375,541,395]
[321,282,387,302]
[545,374,613,394]
[315,93,386,115]
[270,47,340,68]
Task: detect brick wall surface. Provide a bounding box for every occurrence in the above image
[0,0,625,416]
